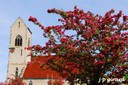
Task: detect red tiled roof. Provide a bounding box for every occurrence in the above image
[23,56,62,79]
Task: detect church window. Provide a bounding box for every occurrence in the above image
[18,22,20,28]
[15,35,22,46]
[29,80,33,85]
[21,49,22,56]
[15,67,18,77]
[28,38,30,46]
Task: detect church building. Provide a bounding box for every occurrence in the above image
[6,17,69,85]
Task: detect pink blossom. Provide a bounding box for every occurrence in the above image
[98,53,104,58]
[28,16,37,22]
[126,38,128,45]
[123,15,128,21]
[60,38,68,43]
[82,41,87,46]
[114,35,119,39]
[105,37,112,42]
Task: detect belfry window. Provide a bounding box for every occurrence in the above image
[18,22,20,28]
[15,35,22,46]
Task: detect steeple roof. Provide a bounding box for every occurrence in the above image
[10,17,32,34]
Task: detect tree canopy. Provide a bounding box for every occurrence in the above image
[28,6,128,85]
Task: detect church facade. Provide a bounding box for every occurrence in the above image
[6,17,69,85]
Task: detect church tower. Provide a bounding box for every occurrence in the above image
[7,17,32,80]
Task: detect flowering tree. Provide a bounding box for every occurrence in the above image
[0,77,26,85]
[28,6,128,85]
[7,77,26,85]
[0,82,8,85]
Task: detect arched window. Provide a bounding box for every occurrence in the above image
[15,67,18,77]
[29,80,33,85]
[15,35,22,46]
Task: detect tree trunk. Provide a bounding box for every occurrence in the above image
[88,78,104,85]
[69,82,74,85]
[89,74,103,85]
[89,80,98,85]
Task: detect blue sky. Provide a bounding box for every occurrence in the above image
[0,0,128,82]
